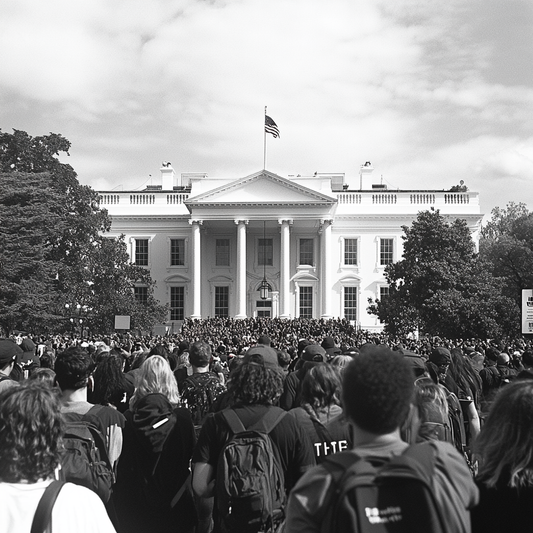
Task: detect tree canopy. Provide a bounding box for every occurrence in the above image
[480,202,533,306]
[368,210,517,339]
[0,129,166,335]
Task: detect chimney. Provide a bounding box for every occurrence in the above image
[160,161,176,190]
[359,161,374,190]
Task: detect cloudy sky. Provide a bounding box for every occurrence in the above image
[1,0,532,217]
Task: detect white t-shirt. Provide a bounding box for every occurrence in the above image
[0,480,116,533]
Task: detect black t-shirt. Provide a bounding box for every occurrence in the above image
[471,479,533,533]
[193,403,316,491]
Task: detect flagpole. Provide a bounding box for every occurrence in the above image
[263,105,267,170]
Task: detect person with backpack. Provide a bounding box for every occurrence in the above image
[55,346,125,502]
[114,355,197,533]
[181,341,227,436]
[192,344,315,533]
[285,344,478,533]
[0,383,116,533]
[181,341,227,533]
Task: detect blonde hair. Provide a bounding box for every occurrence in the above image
[129,355,180,411]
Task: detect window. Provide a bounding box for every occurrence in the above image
[134,286,148,305]
[379,286,389,324]
[299,238,314,266]
[344,238,358,265]
[216,239,230,266]
[380,238,394,265]
[380,286,390,300]
[215,286,229,317]
[170,239,185,266]
[170,286,184,320]
[256,300,272,318]
[344,286,357,321]
[299,286,313,318]
[258,238,273,266]
[135,239,149,266]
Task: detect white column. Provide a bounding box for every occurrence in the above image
[189,219,202,319]
[235,219,248,319]
[320,219,333,319]
[278,218,292,319]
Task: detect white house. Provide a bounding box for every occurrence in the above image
[98,162,482,331]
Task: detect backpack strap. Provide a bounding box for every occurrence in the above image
[73,410,113,471]
[249,408,287,434]
[222,409,247,434]
[31,480,66,533]
[223,408,287,435]
[320,452,377,533]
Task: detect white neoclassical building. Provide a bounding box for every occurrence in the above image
[98,162,482,332]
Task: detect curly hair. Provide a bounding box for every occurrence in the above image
[474,380,533,488]
[342,345,414,435]
[300,364,342,411]
[129,355,180,411]
[228,361,283,405]
[0,383,63,483]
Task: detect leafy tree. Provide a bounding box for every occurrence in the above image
[0,129,166,335]
[368,210,517,339]
[480,202,533,305]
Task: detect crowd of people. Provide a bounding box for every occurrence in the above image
[1,316,533,532]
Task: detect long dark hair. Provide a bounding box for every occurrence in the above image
[474,380,533,488]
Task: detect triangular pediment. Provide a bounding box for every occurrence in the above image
[185,170,336,208]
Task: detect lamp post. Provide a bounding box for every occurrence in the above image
[65,303,92,338]
[260,221,270,300]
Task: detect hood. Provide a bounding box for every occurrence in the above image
[308,403,343,425]
[132,393,177,454]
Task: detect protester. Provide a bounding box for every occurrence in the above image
[181,341,226,533]
[0,383,116,533]
[192,345,315,531]
[471,380,533,532]
[0,339,22,393]
[89,354,131,413]
[114,355,197,533]
[285,345,478,532]
[288,363,351,463]
[55,346,125,471]
[279,344,327,410]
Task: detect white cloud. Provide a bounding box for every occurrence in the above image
[1,0,532,215]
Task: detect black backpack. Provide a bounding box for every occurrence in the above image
[217,408,287,533]
[60,406,115,502]
[321,442,445,533]
[445,390,467,453]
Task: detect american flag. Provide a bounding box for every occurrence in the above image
[265,115,280,138]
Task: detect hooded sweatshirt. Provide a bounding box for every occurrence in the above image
[115,393,196,533]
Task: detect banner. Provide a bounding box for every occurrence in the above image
[115,315,131,330]
[522,290,533,334]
